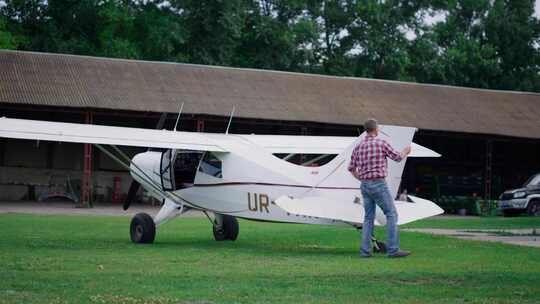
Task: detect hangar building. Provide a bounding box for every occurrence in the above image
[1,50,539,206]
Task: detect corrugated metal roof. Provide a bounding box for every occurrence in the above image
[1,50,539,138]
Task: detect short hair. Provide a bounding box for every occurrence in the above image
[364,118,378,132]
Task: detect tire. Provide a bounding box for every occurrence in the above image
[213,215,239,241]
[502,209,521,217]
[527,201,540,217]
[130,213,156,244]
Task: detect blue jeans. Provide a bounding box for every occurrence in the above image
[360,179,399,256]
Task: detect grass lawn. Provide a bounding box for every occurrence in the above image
[1,213,540,304]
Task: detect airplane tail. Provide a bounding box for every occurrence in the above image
[274,126,443,226]
[315,125,417,199]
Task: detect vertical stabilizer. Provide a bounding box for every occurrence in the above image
[315,125,416,199]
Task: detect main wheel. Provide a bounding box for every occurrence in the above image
[213,215,239,241]
[130,213,156,244]
[527,201,540,216]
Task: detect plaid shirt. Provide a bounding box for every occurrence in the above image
[348,134,403,180]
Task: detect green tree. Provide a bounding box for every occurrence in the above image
[422,0,501,89]
[172,0,248,66]
[0,17,18,49]
[485,0,540,92]
[0,0,47,50]
[133,3,188,62]
[39,0,101,55]
[234,0,318,71]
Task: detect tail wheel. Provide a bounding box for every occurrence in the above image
[213,215,239,241]
[527,201,540,217]
[130,213,156,244]
[373,240,387,254]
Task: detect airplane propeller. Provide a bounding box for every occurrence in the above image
[123,113,168,210]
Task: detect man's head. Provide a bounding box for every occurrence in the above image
[364,118,378,135]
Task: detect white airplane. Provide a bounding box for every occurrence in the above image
[0,116,443,251]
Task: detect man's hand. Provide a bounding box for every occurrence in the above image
[351,168,362,181]
[402,146,412,157]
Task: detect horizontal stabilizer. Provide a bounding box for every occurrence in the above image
[274,195,443,226]
[395,195,444,225]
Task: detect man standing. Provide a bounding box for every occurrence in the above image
[348,119,411,258]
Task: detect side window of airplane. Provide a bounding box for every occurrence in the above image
[198,152,223,178]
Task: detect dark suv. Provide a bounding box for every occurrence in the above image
[499,173,540,217]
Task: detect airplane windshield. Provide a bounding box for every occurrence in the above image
[198,152,223,178]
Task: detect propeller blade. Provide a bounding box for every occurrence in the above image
[123,180,141,210]
[124,113,166,210]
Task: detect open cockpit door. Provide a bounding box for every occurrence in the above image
[160,150,204,191]
[160,149,176,191]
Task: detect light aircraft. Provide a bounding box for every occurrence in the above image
[0,116,443,251]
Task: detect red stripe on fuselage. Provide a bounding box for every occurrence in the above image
[192,182,359,190]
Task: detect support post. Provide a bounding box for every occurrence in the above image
[197,119,205,132]
[81,111,93,208]
[484,140,493,200]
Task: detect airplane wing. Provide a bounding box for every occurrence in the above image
[274,195,443,226]
[0,117,226,152]
[237,134,440,157]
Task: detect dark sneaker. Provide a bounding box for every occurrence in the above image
[388,251,411,258]
[360,253,373,258]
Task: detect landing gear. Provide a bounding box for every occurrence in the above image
[213,214,239,241]
[130,213,156,244]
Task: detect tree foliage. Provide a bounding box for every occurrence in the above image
[1,0,539,92]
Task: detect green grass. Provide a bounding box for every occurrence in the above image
[404,216,540,230]
[1,214,540,304]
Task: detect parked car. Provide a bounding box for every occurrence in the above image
[499,173,540,217]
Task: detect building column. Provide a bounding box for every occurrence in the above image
[197,119,205,132]
[81,111,93,208]
[484,139,493,200]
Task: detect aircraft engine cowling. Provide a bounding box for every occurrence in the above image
[130,151,163,188]
[122,151,164,210]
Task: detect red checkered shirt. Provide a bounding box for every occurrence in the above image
[348,134,403,180]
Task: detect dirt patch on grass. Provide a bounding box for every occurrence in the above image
[404,228,540,248]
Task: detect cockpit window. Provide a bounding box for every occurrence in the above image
[273,153,337,167]
[198,152,223,178]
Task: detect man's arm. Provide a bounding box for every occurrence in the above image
[383,140,411,162]
[348,147,362,180]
